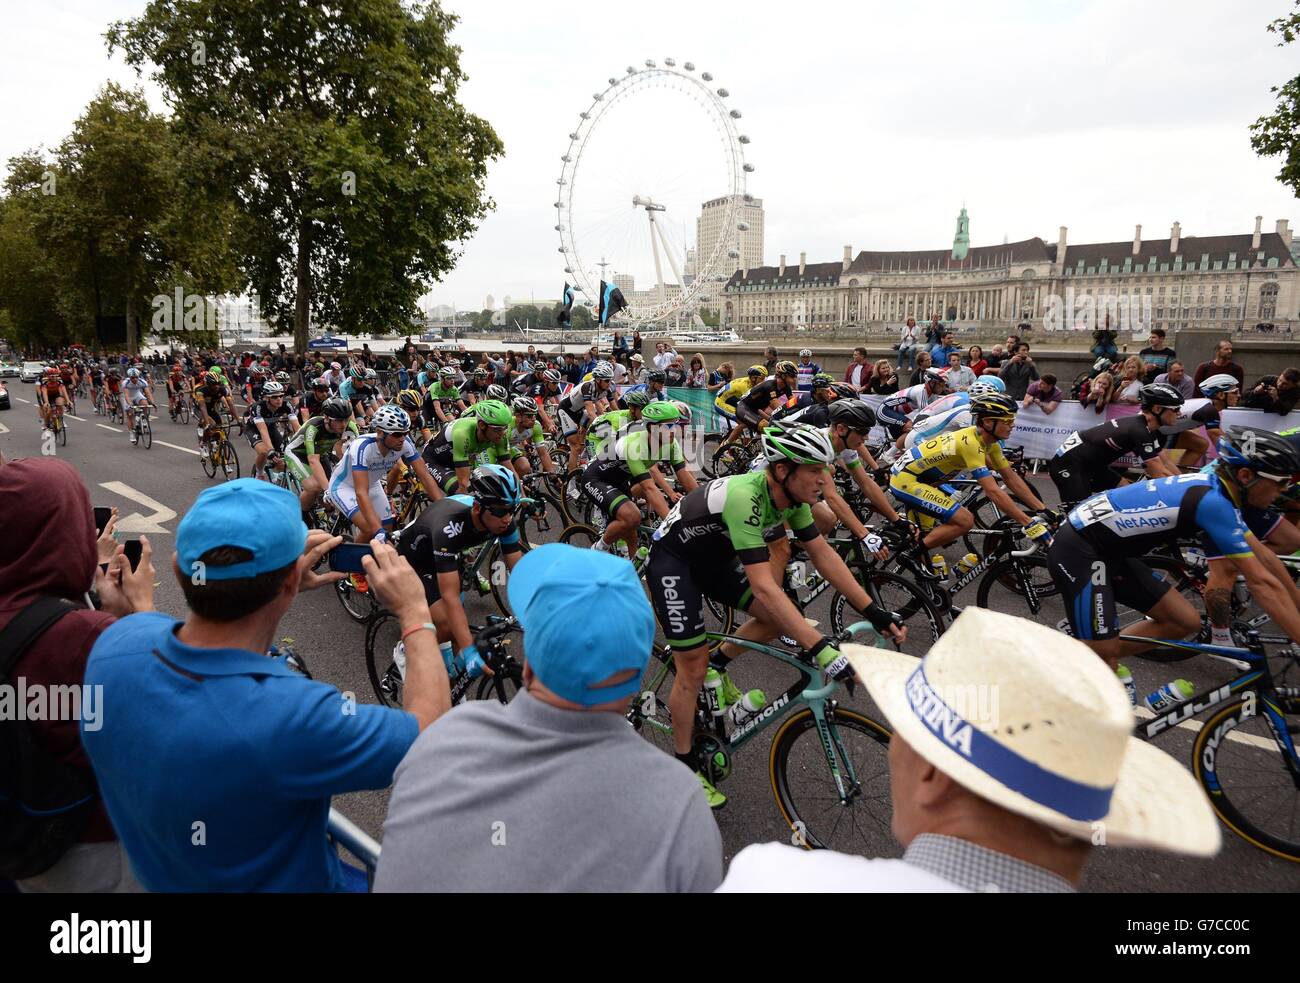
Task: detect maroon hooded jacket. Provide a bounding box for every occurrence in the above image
[0,458,116,842]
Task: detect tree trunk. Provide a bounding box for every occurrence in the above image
[126,291,138,356]
[294,212,311,354]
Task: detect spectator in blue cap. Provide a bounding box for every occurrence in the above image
[81,479,451,892]
[376,543,723,892]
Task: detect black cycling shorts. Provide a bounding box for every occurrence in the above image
[1047,524,1171,641]
[734,401,764,429]
[580,472,633,521]
[645,546,754,650]
[426,464,462,495]
[1048,456,1121,507]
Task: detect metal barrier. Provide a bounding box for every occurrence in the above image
[327,808,381,890]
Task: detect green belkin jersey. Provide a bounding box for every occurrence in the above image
[651,470,817,565]
[586,409,633,455]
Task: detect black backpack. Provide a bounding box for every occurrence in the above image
[0,597,97,880]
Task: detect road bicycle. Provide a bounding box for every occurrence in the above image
[699,425,761,479]
[44,402,68,447]
[199,422,241,481]
[169,389,190,424]
[365,614,525,709]
[128,403,153,449]
[629,621,894,854]
[1122,628,1300,863]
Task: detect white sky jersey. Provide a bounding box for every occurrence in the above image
[879,383,942,425]
[905,401,973,450]
[123,376,149,396]
[330,433,418,494]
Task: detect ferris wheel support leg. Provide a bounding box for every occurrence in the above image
[647,211,668,310]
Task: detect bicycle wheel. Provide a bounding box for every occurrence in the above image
[140,417,152,449]
[220,435,241,480]
[365,612,404,708]
[1193,696,1300,862]
[697,433,724,479]
[487,539,530,617]
[711,441,752,478]
[558,523,601,548]
[57,416,67,446]
[770,705,894,853]
[178,399,190,424]
[336,572,379,623]
[475,658,525,704]
[627,645,679,757]
[830,566,945,658]
[974,554,1067,624]
[200,440,217,478]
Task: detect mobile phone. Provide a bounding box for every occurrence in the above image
[94,507,113,535]
[122,539,143,573]
[327,542,372,574]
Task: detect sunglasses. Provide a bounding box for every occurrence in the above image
[1256,472,1296,490]
[484,504,517,518]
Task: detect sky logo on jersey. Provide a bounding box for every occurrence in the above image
[443,520,464,538]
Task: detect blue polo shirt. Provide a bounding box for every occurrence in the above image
[81,612,418,892]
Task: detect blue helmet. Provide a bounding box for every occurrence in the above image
[469,463,522,509]
[1216,426,1300,479]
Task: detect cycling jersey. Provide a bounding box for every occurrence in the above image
[585,428,686,486]
[904,394,973,450]
[586,409,634,455]
[878,383,943,427]
[892,426,1009,484]
[426,382,462,405]
[422,416,512,471]
[562,379,609,414]
[459,381,491,402]
[123,377,150,403]
[713,377,751,412]
[285,415,359,461]
[794,360,821,391]
[1049,414,1163,502]
[737,378,790,415]
[397,495,522,604]
[479,419,545,465]
[326,432,420,524]
[193,382,227,409]
[650,471,817,566]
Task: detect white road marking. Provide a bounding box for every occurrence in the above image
[154,439,201,456]
[15,396,31,404]
[98,481,177,534]
[96,424,121,432]
[0,422,7,434]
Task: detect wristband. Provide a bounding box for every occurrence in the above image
[807,635,833,662]
[400,621,437,643]
[863,603,896,633]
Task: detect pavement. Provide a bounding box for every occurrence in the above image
[2,383,1298,892]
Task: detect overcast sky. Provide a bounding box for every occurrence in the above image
[4,0,1298,313]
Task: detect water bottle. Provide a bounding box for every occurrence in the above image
[930,554,949,579]
[1115,664,1136,706]
[1143,678,1194,713]
[726,689,768,727]
[955,553,980,575]
[634,545,649,565]
[703,667,724,717]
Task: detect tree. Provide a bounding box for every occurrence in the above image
[0,165,70,352]
[108,0,504,353]
[1250,3,1300,200]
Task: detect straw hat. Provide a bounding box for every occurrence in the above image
[845,607,1220,856]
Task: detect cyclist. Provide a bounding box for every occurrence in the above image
[587,389,651,458]
[889,392,1051,559]
[558,361,616,474]
[645,422,906,808]
[299,377,333,425]
[902,377,1006,450]
[794,348,821,392]
[395,464,526,680]
[274,370,298,412]
[103,369,123,417]
[38,367,68,430]
[620,369,669,406]
[424,367,466,425]
[459,366,492,405]
[284,396,359,514]
[193,369,239,449]
[1049,382,1182,504]
[580,401,696,555]
[87,360,105,411]
[242,362,270,407]
[1047,426,1300,676]
[122,367,154,440]
[1164,373,1238,469]
[327,404,441,547]
[722,360,800,450]
[421,398,517,498]
[713,364,766,433]
[501,395,558,477]
[392,388,429,441]
[165,362,188,418]
[772,373,845,428]
[878,367,950,445]
[247,380,300,481]
[525,368,563,433]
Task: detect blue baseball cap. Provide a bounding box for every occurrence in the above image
[507,543,654,706]
[177,479,307,581]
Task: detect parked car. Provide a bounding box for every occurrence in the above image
[20,361,47,383]
[0,380,10,410]
[0,362,18,378]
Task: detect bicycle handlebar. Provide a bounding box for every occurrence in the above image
[473,615,519,647]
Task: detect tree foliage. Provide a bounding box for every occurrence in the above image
[108,0,504,351]
[1250,2,1300,200]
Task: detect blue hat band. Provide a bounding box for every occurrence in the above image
[904,664,1113,822]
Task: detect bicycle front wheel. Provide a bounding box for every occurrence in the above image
[830,566,945,657]
[770,706,894,853]
[219,435,241,480]
[1193,696,1300,863]
[365,612,404,708]
[140,418,152,449]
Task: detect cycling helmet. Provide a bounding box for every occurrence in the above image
[1138,382,1185,409]
[469,464,523,509]
[249,363,265,376]
[275,371,290,383]
[922,367,947,387]
[967,379,1005,399]
[311,376,330,389]
[474,399,512,428]
[511,396,538,416]
[1216,426,1300,479]
[424,361,435,371]
[623,389,651,409]
[811,372,835,390]
[473,367,488,378]
[260,380,285,397]
[827,399,877,433]
[747,364,767,378]
[761,422,836,466]
[646,370,666,384]
[203,370,222,386]
[365,368,378,380]
[970,392,1019,420]
[799,348,814,359]
[775,360,798,377]
[322,397,352,420]
[642,401,682,425]
[486,384,509,402]
[542,369,561,385]
[45,366,59,376]
[828,383,858,401]
[439,366,456,378]
[591,361,615,381]
[671,399,693,425]
[127,367,140,379]
[1200,373,1240,397]
[349,365,365,379]
[397,389,422,411]
[372,404,411,435]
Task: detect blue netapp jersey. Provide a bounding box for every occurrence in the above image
[1067,471,1253,560]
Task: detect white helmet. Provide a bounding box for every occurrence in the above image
[1200,373,1240,397]
[760,422,836,467]
[372,404,411,435]
[261,380,285,397]
[967,379,1004,399]
[591,361,615,381]
[799,348,813,358]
